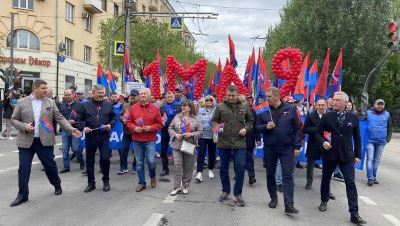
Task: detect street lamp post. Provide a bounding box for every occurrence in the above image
[202,40,218,56]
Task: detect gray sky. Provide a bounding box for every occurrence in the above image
[169,0,286,76]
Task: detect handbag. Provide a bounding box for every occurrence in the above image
[180,140,196,155]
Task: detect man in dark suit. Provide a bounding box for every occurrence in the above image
[317,91,366,225]
[10,79,81,207]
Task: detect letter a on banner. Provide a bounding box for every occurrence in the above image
[169,16,184,31]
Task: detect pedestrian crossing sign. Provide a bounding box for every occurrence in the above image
[114,41,125,56]
[168,17,184,31]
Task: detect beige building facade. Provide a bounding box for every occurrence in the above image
[0,0,194,96]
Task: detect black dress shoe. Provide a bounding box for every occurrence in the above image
[350,214,367,225]
[284,205,299,214]
[10,196,28,207]
[329,193,336,200]
[55,186,62,195]
[314,164,323,169]
[84,184,96,193]
[305,183,312,190]
[159,170,169,177]
[268,198,278,208]
[103,182,110,192]
[59,168,70,174]
[70,153,76,160]
[249,177,256,185]
[80,162,85,170]
[296,162,305,169]
[319,202,327,211]
[82,170,87,175]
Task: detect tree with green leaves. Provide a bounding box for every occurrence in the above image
[264,0,394,108]
[97,17,215,86]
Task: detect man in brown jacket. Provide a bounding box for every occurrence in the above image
[10,79,81,207]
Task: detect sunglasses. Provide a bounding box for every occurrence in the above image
[205,99,213,102]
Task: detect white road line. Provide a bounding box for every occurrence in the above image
[143,213,164,226]
[13,151,19,153]
[0,154,5,157]
[163,194,178,203]
[32,161,40,165]
[55,143,62,146]
[359,196,377,205]
[55,155,62,159]
[382,214,400,226]
[0,166,18,174]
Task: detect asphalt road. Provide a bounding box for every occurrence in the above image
[0,134,399,226]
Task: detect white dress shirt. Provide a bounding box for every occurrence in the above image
[31,95,43,137]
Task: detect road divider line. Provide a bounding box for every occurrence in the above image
[163,194,178,203]
[382,214,400,226]
[359,196,377,205]
[143,213,164,226]
[0,154,5,157]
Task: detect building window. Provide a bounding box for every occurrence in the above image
[65,75,75,89]
[85,13,92,32]
[102,0,107,11]
[13,0,33,10]
[84,79,92,95]
[84,45,91,63]
[142,5,146,12]
[7,29,40,51]
[65,37,73,57]
[113,3,119,17]
[65,2,74,23]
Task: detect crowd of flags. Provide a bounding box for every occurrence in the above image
[97,34,343,110]
[96,48,136,93]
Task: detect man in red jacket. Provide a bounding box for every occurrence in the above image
[127,88,163,192]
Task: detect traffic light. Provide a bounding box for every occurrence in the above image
[387,22,399,50]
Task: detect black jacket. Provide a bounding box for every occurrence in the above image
[80,99,115,137]
[256,102,302,149]
[317,111,361,162]
[303,111,324,160]
[59,101,83,130]
[246,107,261,149]
[2,97,14,119]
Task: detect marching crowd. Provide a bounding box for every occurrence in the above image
[2,79,393,225]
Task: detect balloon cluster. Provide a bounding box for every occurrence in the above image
[165,55,207,100]
[217,63,248,101]
[271,48,303,97]
[143,59,161,99]
[191,59,207,100]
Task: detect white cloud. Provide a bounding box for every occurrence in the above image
[169,0,286,76]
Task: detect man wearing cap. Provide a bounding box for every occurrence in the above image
[117,89,139,174]
[365,99,393,186]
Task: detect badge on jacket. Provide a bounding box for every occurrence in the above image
[283,111,288,116]
[347,122,353,127]
[46,106,52,111]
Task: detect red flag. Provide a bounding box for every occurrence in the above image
[294,52,310,100]
[257,48,271,92]
[247,47,256,94]
[313,48,330,101]
[228,35,238,68]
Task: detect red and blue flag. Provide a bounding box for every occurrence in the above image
[107,69,117,92]
[253,101,270,115]
[313,48,330,102]
[97,63,108,88]
[308,60,319,103]
[327,48,343,97]
[39,116,53,133]
[294,52,310,100]
[228,35,238,68]
[123,50,135,83]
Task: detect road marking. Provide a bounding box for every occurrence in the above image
[32,161,40,165]
[55,143,62,146]
[0,154,5,157]
[359,196,377,205]
[163,194,178,203]
[382,214,400,226]
[55,155,62,159]
[13,151,19,153]
[143,213,164,226]
[0,166,18,174]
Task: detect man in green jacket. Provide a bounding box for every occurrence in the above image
[211,85,254,207]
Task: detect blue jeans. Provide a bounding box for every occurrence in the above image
[120,134,136,171]
[366,143,386,180]
[275,157,297,185]
[219,148,246,196]
[61,131,83,169]
[133,141,156,186]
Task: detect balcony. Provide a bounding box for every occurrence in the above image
[84,0,102,14]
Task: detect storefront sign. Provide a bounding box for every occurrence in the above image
[0,56,51,67]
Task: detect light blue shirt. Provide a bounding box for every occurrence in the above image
[31,95,43,137]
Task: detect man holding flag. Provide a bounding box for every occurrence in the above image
[58,88,85,173]
[10,79,81,206]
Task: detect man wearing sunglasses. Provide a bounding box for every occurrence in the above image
[365,99,392,186]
